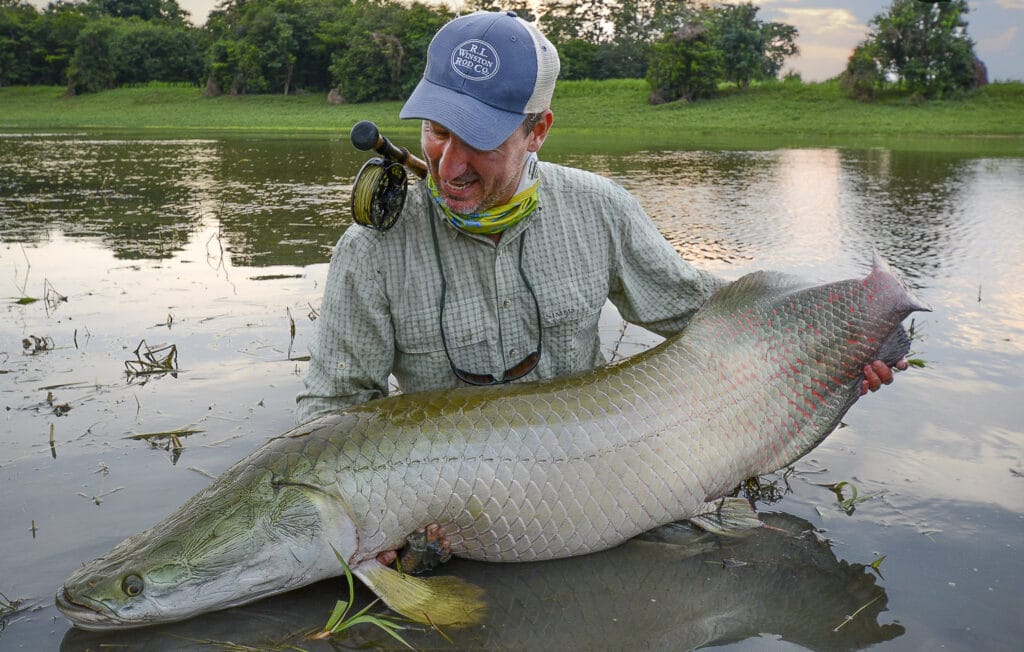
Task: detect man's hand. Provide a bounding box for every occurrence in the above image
[375,523,451,573]
[860,358,909,395]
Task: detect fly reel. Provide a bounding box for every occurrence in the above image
[349,121,428,231]
[351,157,408,231]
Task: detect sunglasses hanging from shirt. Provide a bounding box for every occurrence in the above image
[349,120,428,231]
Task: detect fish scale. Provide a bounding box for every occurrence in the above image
[324,258,920,563]
[57,254,929,630]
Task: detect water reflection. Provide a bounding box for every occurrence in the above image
[0,137,361,265]
[59,513,903,651]
[1,134,1021,651]
[3,135,1020,282]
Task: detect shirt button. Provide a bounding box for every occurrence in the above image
[508,348,518,357]
[502,298,512,308]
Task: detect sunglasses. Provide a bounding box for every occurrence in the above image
[429,217,542,386]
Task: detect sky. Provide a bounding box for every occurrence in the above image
[30,0,1024,82]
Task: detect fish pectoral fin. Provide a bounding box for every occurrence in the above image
[352,559,486,627]
[688,497,763,536]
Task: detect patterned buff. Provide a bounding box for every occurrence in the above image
[427,154,540,235]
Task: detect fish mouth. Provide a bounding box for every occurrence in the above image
[55,585,130,631]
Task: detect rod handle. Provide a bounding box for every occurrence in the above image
[350,121,427,178]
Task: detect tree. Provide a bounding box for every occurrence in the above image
[32,2,90,85]
[841,42,884,101]
[539,0,695,80]
[556,39,598,81]
[646,23,722,103]
[66,19,117,93]
[843,0,984,99]
[65,15,201,93]
[0,0,38,85]
[83,0,189,25]
[205,0,347,95]
[323,0,450,102]
[702,2,798,88]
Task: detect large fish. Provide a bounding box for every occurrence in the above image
[56,254,929,630]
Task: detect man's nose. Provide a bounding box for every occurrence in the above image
[437,135,473,179]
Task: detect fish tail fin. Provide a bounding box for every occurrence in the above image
[877,324,913,367]
[353,559,486,627]
[689,497,763,536]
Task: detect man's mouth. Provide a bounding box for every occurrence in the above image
[443,178,476,195]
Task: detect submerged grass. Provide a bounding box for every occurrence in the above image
[310,548,416,648]
[2,79,1022,151]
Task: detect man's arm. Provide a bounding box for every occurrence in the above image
[295,230,395,424]
[606,194,725,338]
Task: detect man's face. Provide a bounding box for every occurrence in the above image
[421,112,551,215]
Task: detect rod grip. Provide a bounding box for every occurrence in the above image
[350,121,427,178]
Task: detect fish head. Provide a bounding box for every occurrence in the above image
[57,447,358,630]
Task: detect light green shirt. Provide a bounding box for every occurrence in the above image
[296,162,724,424]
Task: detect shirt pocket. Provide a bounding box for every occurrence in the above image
[394,299,490,355]
[533,270,608,371]
[534,269,607,329]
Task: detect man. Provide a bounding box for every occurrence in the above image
[297,11,902,567]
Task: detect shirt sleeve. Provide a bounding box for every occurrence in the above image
[608,193,728,338]
[295,227,395,424]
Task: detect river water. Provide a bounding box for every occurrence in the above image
[0,132,1021,651]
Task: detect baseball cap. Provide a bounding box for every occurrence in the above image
[400,11,560,151]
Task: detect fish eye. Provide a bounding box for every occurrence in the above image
[121,574,144,597]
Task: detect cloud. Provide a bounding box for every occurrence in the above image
[762,7,868,81]
[775,7,866,40]
[977,25,1020,54]
[994,1,1024,10]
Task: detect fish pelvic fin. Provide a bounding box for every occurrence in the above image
[353,559,486,627]
[688,497,763,537]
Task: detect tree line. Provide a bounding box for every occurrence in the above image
[0,0,986,102]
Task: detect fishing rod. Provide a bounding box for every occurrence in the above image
[349,120,427,231]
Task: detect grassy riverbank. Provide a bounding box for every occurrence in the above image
[2,79,1023,150]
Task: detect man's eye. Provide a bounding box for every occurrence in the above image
[426,123,449,139]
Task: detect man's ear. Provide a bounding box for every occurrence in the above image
[527,110,554,153]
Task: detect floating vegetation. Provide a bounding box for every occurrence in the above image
[44,390,72,416]
[287,306,297,360]
[125,340,178,379]
[868,555,887,579]
[78,486,124,506]
[826,480,884,515]
[165,634,311,651]
[905,317,927,368]
[10,245,38,304]
[833,594,883,633]
[22,335,54,354]
[310,548,416,648]
[128,428,203,465]
[737,467,795,506]
[250,274,303,281]
[1,590,23,617]
[44,279,67,313]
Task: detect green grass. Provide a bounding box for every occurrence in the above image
[2,79,1022,151]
